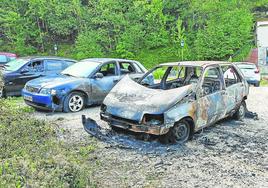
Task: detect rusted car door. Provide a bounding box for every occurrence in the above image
[90,61,120,103]
[221,64,244,113]
[196,66,227,128]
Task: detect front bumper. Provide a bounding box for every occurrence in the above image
[100,112,169,135]
[22,89,62,111]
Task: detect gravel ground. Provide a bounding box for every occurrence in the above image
[34,87,268,188]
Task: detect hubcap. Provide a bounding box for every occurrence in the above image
[174,123,189,142]
[239,104,245,117]
[68,95,84,112]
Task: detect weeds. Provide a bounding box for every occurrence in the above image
[0,98,97,187]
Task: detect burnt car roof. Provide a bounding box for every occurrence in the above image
[159,61,232,67]
[83,58,139,63]
[18,56,77,62]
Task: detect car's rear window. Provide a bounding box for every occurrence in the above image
[5,59,28,71]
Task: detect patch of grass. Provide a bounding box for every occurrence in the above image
[260,79,268,86]
[0,98,97,187]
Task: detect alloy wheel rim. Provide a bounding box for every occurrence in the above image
[174,123,189,141]
[69,95,83,112]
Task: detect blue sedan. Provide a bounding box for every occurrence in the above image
[22,58,147,112]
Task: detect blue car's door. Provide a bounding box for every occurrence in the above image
[90,61,120,104]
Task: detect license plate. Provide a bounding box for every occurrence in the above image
[24,95,33,102]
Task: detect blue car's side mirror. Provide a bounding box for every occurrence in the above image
[94,72,104,79]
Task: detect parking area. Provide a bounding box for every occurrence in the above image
[32,87,268,187]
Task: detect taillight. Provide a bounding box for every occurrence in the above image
[255,69,260,74]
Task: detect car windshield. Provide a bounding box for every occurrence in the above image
[61,61,100,77]
[5,58,28,71]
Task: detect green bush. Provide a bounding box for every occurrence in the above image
[0,98,96,187]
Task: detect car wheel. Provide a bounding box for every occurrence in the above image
[159,119,191,144]
[233,101,246,121]
[254,82,260,87]
[63,92,85,112]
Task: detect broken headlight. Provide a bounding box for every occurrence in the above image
[142,114,164,126]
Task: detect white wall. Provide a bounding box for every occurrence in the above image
[257,21,268,66]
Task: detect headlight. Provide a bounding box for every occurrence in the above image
[51,89,57,95]
[142,114,164,126]
[39,88,51,95]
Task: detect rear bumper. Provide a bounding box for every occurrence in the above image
[22,89,62,111]
[246,79,259,85]
[100,112,169,135]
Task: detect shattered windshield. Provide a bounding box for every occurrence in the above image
[140,65,202,90]
[61,61,100,78]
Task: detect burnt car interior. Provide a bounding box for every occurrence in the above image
[221,65,242,87]
[201,67,222,95]
[139,65,202,90]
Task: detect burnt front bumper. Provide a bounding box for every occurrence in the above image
[100,112,169,135]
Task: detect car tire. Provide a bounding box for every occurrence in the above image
[233,101,246,121]
[254,82,260,87]
[159,119,191,144]
[63,92,85,113]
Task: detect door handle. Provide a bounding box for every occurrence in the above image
[113,79,119,83]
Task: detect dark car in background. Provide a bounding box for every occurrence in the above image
[22,58,147,112]
[0,56,76,97]
[0,52,18,65]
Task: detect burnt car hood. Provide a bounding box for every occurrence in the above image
[27,75,85,89]
[103,75,195,122]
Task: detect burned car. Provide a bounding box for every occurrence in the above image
[22,58,147,112]
[96,61,249,143]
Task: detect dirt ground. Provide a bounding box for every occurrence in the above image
[34,87,268,188]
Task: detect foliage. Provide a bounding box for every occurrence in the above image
[0,0,267,67]
[0,98,97,187]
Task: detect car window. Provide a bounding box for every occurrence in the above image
[201,67,222,95]
[98,62,117,76]
[166,66,185,81]
[140,66,169,86]
[0,55,8,64]
[63,60,75,69]
[221,65,241,87]
[132,62,143,73]
[119,62,136,74]
[26,60,44,72]
[45,60,63,71]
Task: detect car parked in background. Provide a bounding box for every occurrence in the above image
[0,52,18,65]
[236,62,261,87]
[96,61,249,143]
[22,58,147,112]
[0,56,76,97]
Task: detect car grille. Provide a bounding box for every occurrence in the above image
[25,85,40,93]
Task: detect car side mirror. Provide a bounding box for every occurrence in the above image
[20,69,29,74]
[94,72,104,79]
